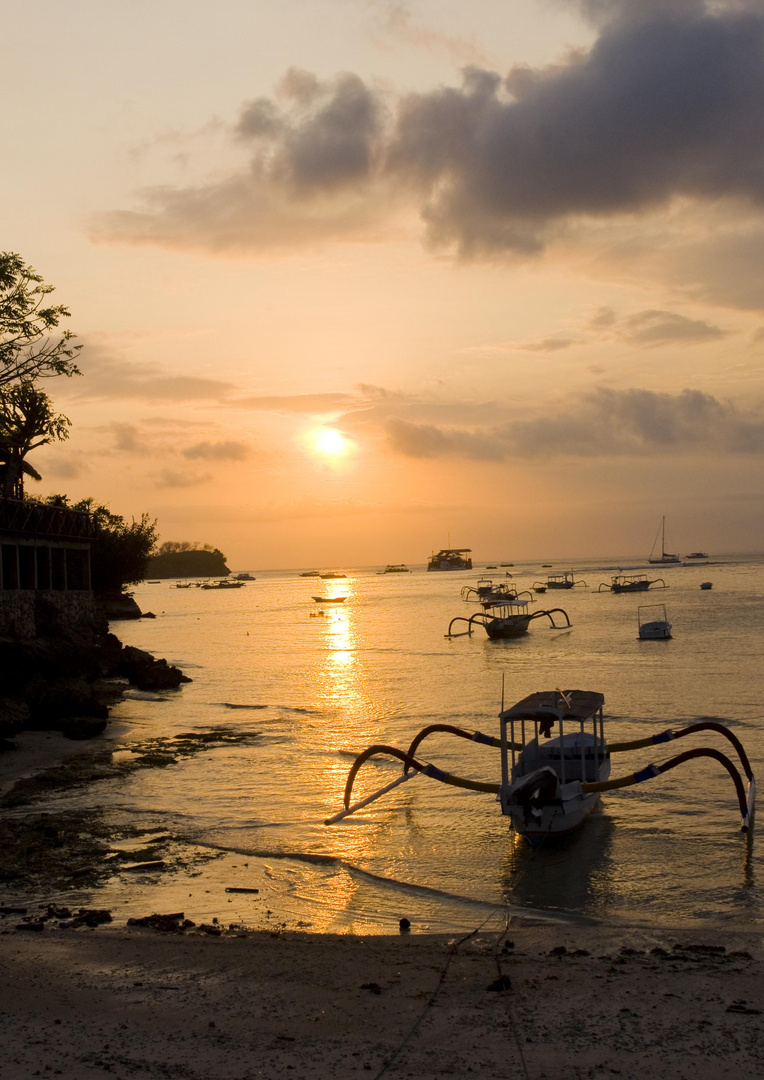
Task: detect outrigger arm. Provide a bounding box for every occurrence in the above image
[326,720,756,833]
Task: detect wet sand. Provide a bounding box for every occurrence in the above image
[0,921,761,1079]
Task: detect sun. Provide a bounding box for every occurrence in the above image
[314,429,348,455]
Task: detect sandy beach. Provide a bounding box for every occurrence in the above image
[0,918,762,1080]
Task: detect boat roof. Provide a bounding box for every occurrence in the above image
[501,689,604,722]
[432,547,471,554]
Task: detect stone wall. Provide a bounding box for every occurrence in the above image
[0,590,99,640]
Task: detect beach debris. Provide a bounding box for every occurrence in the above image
[16,921,44,932]
[127,912,194,933]
[121,860,166,872]
[199,923,223,936]
[486,975,512,992]
[0,906,27,916]
[360,982,382,995]
[225,887,260,893]
[549,945,567,956]
[727,1000,762,1015]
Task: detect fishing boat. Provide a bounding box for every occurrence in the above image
[638,603,672,639]
[300,571,320,577]
[598,573,666,594]
[685,551,709,561]
[320,571,347,579]
[200,579,246,590]
[447,597,571,640]
[427,547,472,571]
[312,595,347,604]
[533,571,586,590]
[233,572,256,581]
[648,517,681,565]
[327,689,756,845]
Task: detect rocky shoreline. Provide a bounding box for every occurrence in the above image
[0,599,190,747]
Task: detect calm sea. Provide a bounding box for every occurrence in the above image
[18,556,764,933]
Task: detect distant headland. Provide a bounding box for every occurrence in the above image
[144,541,230,579]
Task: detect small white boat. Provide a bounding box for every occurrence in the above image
[638,603,672,639]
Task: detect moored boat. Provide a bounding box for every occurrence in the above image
[598,573,665,594]
[648,517,682,565]
[328,689,756,845]
[379,564,410,574]
[638,603,672,639]
[312,595,347,603]
[534,571,586,590]
[427,547,472,571]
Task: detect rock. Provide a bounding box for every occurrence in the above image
[360,982,382,994]
[97,593,144,621]
[0,697,29,737]
[115,646,191,691]
[59,717,108,741]
[399,917,411,932]
[486,975,512,992]
[24,676,109,726]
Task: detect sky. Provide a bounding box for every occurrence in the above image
[5,0,764,567]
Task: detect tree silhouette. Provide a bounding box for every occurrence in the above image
[0,382,71,498]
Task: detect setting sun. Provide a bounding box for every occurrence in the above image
[314,429,348,455]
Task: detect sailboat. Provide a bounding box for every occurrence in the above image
[648,516,681,565]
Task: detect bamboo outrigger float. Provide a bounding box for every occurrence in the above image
[326,689,755,846]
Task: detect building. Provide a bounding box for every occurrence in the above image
[0,497,96,638]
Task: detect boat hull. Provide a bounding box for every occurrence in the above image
[509,791,602,843]
[484,616,531,639]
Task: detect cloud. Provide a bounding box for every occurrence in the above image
[64,344,236,402]
[516,337,578,352]
[182,440,250,461]
[92,5,764,261]
[113,422,146,453]
[155,469,212,488]
[231,392,361,413]
[93,72,396,254]
[378,387,764,461]
[618,309,726,346]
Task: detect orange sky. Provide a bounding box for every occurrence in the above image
[5,1,764,566]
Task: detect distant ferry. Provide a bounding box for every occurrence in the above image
[427,548,472,571]
[379,564,411,574]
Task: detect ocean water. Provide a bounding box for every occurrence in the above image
[14,556,764,933]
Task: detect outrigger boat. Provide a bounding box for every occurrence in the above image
[533,571,587,590]
[448,594,571,640]
[598,573,666,594]
[327,689,756,845]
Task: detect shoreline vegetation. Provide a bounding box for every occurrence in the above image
[145,542,230,579]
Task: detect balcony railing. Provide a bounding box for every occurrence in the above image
[0,497,96,541]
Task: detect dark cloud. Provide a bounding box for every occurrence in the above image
[390,8,764,255]
[182,440,250,461]
[94,5,764,262]
[381,387,764,460]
